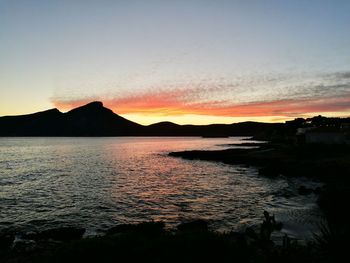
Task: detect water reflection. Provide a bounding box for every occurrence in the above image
[0,137,321,238]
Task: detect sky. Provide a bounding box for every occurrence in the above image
[1,0,349,125]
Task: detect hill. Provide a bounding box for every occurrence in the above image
[0,102,281,136]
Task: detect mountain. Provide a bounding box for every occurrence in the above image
[0,101,281,136]
[0,102,142,136]
[144,122,281,137]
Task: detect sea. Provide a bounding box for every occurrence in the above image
[0,137,322,239]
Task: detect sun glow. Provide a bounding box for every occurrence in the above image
[51,91,350,125]
[119,113,286,125]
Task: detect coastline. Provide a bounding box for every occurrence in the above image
[169,142,350,179]
[1,139,349,262]
[0,218,319,263]
[169,141,350,262]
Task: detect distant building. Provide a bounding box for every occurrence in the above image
[291,116,350,145]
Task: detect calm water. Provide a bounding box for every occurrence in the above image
[0,137,322,239]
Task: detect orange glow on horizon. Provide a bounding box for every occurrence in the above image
[51,91,350,125]
[118,114,288,125]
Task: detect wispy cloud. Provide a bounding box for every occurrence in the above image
[51,71,350,118]
[52,92,350,118]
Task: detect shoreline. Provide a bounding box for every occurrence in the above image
[169,141,350,261]
[1,140,349,262]
[169,142,350,179]
[0,217,321,263]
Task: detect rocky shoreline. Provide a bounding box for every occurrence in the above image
[0,214,322,263]
[1,142,349,262]
[169,143,350,179]
[169,141,350,262]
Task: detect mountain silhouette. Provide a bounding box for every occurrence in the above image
[0,102,142,136]
[0,101,280,136]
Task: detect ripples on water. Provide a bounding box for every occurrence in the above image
[0,137,322,238]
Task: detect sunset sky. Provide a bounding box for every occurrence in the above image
[1,0,349,125]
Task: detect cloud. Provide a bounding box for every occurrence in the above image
[52,90,350,118]
[51,71,350,118]
[332,71,350,79]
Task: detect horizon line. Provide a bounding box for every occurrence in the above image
[1,100,349,127]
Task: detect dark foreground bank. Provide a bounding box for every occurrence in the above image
[0,215,335,263]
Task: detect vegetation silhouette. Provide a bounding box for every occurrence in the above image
[1,214,323,263]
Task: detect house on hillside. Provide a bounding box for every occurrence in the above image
[292,116,350,145]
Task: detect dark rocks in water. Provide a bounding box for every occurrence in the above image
[229,231,248,246]
[1,219,323,262]
[25,227,85,242]
[260,211,282,242]
[245,227,259,241]
[12,238,37,252]
[0,234,14,250]
[170,144,350,183]
[106,224,136,235]
[298,186,314,195]
[258,166,280,177]
[313,187,322,195]
[177,220,208,233]
[274,222,283,231]
[106,221,165,236]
